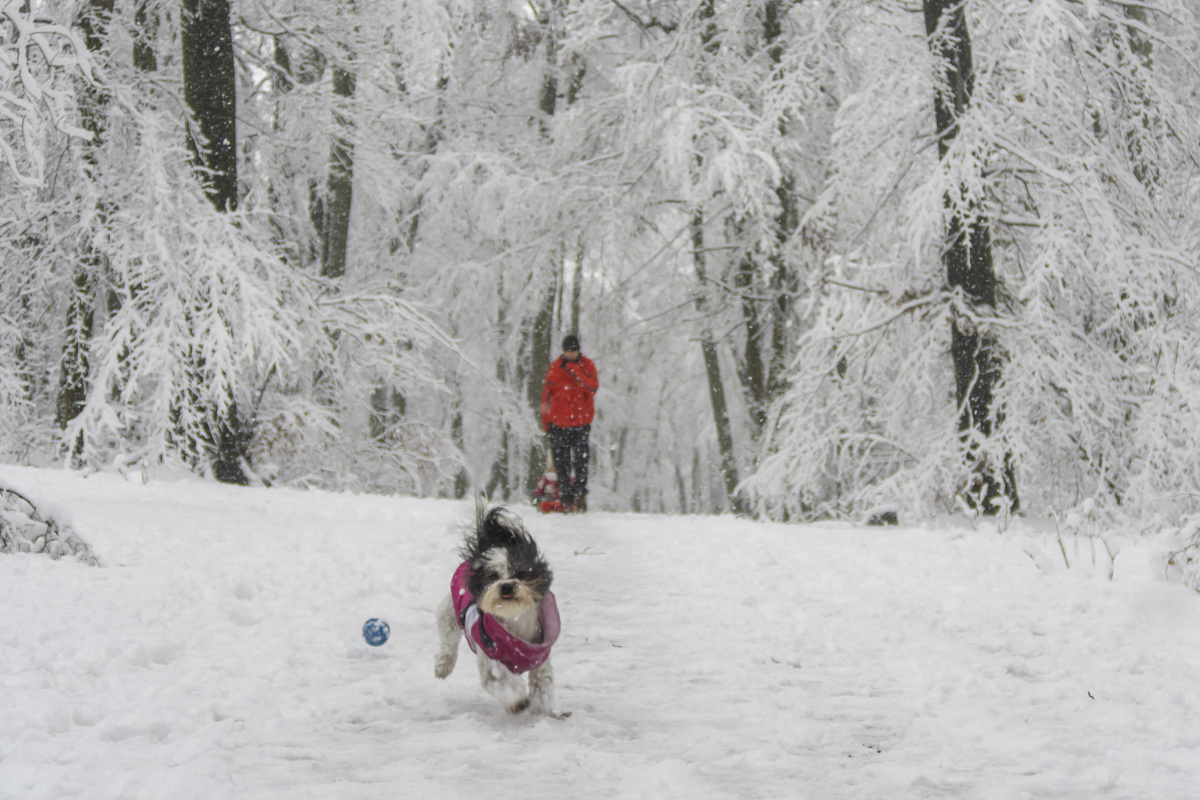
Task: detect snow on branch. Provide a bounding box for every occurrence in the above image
[0,0,96,186]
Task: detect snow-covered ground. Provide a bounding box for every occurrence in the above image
[1,465,1198,799]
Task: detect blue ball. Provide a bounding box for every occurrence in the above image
[362,618,390,647]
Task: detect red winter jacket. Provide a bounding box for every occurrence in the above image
[541,355,599,430]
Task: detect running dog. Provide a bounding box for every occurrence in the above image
[434,507,559,714]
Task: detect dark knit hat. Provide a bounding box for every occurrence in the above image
[562,334,581,352]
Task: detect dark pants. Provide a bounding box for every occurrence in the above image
[547,424,590,504]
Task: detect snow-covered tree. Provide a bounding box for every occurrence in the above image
[746,0,1200,523]
[5,0,1198,525]
[0,0,457,489]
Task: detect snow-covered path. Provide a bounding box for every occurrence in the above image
[1,465,1198,799]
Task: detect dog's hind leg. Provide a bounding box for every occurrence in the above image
[476,650,529,713]
[526,657,555,715]
[434,595,460,679]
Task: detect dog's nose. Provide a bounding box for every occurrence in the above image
[500,583,516,598]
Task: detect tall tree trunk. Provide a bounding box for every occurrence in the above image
[275,43,327,268]
[524,0,575,496]
[1120,5,1158,192]
[763,0,799,403]
[732,0,799,441]
[316,54,370,441]
[486,428,511,499]
[133,0,157,73]
[181,0,248,485]
[451,405,468,499]
[103,0,155,403]
[182,0,238,212]
[692,212,744,514]
[689,0,744,514]
[55,267,95,453]
[56,0,115,458]
[568,232,585,335]
[924,0,1016,514]
[525,255,560,496]
[734,245,768,437]
[486,282,512,499]
[321,65,356,280]
[265,36,299,263]
[768,172,799,400]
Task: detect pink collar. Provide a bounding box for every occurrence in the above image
[450,560,560,674]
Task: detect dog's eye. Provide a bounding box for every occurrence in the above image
[487,572,499,582]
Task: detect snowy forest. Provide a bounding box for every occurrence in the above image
[1,0,1198,524]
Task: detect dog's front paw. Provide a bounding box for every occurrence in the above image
[434,654,456,679]
[506,697,530,715]
[527,697,561,716]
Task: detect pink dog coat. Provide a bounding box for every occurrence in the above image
[451,560,560,674]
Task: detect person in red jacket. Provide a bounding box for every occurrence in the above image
[540,334,599,512]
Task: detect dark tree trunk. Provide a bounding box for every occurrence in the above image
[734,247,768,436]
[692,212,744,514]
[528,265,558,417]
[101,0,154,404]
[133,0,157,73]
[55,267,96,446]
[451,406,468,499]
[273,36,292,95]
[321,65,356,279]
[486,429,511,500]
[182,0,238,212]
[736,0,798,433]
[568,233,585,336]
[525,258,559,497]
[536,0,562,134]
[368,387,405,441]
[524,0,576,496]
[1120,5,1158,191]
[688,0,744,514]
[56,0,115,457]
[764,0,799,400]
[181,0,247,485]
[311,62,355,416]
[486,289,512,499]
[924,0,1016,514]
[768,172,799,400]
[265,36,297,259]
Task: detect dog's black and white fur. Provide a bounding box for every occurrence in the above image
[434,507,556,714]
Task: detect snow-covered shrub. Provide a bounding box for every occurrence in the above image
[0,487,99,565]
[1166,518,1200,594]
